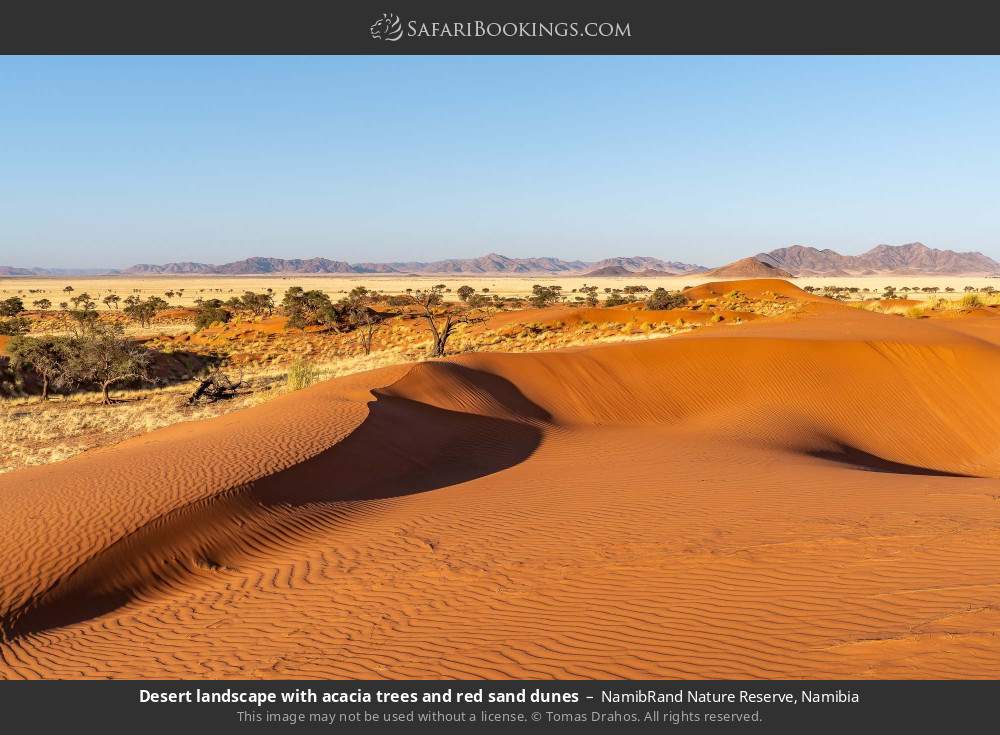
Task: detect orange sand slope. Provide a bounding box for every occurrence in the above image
[2,290,1000,679]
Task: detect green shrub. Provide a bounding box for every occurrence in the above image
[646,288,688,311]
[286,359,315,392]
[0,296,25,316]
[529,284,563,309]
[0,317,31,336]
[194,306,231,330]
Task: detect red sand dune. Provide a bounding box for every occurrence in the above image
[2,283,1000,679]
[703,257,794,279]
[682,277,823,302]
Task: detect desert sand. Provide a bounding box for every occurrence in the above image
[2,279,1000,679]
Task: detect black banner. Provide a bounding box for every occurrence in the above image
[0,680,995,733]
[3,0,1000,54]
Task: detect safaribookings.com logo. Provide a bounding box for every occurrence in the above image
[370,13,631,42]
[370,13,403,41]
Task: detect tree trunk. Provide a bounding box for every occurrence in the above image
[41,375,49,400]
[433,317,455,357]
[434,328,450,357]
[102,381,112,404]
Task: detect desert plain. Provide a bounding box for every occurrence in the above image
[4,273,1000,307]
[1,276,1000,679]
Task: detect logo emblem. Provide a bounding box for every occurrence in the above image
[370,13,403,41]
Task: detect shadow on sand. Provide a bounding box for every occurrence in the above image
[2,366,547,641]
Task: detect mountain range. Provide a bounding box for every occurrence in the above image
[2,244,997,277]
[122,253,708,276]
[0,266,117,276]
[755,243,999,276]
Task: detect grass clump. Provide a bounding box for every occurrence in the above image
[961,293,983,309]
[285,358,316,392]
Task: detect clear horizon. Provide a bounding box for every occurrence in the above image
[2,56,999,268]
[3,241,995,273]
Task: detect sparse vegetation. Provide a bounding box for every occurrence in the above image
[407,284,491,357]
[646,288,688,311]
[238,290,275,317]
[529,284,563,309]
[603,292,634,307]
[286,358,316,391]
[123,295,169,327]
[5,321,155,404]
[282,287,342,330]
[65,323,154,404]
[0,296,25,317]
[7,336,72,400]
[4,272,997,475]
[194,299,232,329]
[0,317,31,336]
[961,292,983,309]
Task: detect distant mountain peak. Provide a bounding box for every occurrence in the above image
[757,242,998,275]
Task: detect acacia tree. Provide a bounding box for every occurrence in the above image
[32,298,52,311]
[8,335,71,400]
[578,285,599,307]
[406,284,487,357]
[281,287,342,330]
[239,290,274,317]
[102,294,121,310]
[529,284,563,309]
[0,296,25,316]
[123,295,168,327]
[350,306,383,355]
[65,324,153,404]
[69,292,96,312]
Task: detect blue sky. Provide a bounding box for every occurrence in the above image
[2,56,999,268]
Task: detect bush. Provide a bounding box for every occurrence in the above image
[529,285,563,309]
[0,317,31,336]
[0,296,25,316]
[282,287,343,329]
[286,359,315,392]
[239,290,274,317]
[604,293,634,307]
[646,288,688,311]
[961,293,983,309]
[123,295,169,327]
[194,305,231,330]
